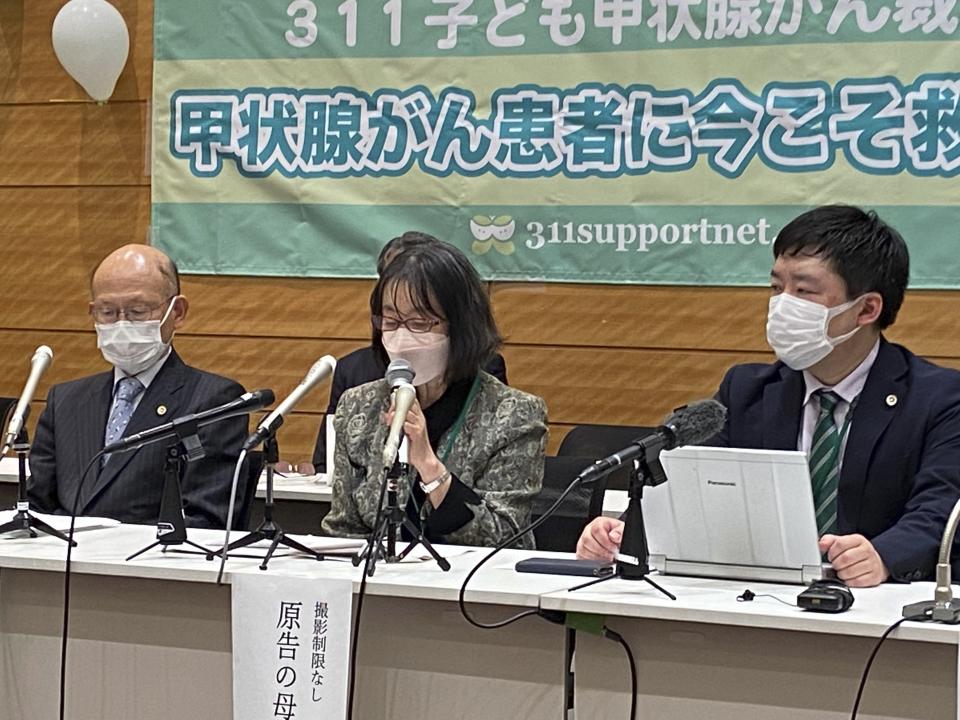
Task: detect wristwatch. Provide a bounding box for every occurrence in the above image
[420,469,451,494]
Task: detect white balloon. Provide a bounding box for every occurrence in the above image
[52,0,130,102]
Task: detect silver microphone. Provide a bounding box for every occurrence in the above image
[382,359,417,468]
[2,345,54,455]
[242,355,337,451]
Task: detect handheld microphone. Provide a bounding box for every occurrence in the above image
[242,355,336,451]
[103,389,275,454]
[577,399,727,485]
[2,345,54,455]
[382,359,417,468]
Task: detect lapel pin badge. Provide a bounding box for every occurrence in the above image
[156,405,168,416]
[885,394,898,407]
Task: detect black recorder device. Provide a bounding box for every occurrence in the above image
[797,579,855,613]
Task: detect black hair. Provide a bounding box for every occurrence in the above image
[773,205,909,329]
[376,231,441,276]
[370,238,502,383]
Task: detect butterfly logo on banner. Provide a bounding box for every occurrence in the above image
[470,215,516,256]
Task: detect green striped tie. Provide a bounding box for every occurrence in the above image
[809,390,843,535]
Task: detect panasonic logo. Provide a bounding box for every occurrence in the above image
[706,480,737,487]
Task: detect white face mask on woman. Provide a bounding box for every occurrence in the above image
[381,328,450,386]
[766,293,863,370]
[96,298,176,375]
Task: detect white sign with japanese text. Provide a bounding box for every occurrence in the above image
[232,574,352,720]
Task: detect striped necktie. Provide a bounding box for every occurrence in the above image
[809,390,843,535]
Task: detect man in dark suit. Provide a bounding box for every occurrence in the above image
[306,231,508,472]
[577,205,960,587]
[28,245,247,528]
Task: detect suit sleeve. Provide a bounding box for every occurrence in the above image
[180,379,249,529]
[484,353,509,385]
[27,386,65,514]
[437,394,547,548]
[706,367,734,448]
[870,399,960,581]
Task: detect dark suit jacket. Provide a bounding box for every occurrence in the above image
[712,338,960,581]
[28,350,248,528]
[311,346,508,469]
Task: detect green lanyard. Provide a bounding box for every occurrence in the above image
[437,375,482,464]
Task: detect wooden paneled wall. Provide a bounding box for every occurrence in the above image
[2,0,959,461]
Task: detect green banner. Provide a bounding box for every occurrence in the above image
[152,1,960,286]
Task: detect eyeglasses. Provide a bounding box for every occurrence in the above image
[372,314,444,334]
[90,298,175,324]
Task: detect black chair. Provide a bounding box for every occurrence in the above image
[557,424,657,521]
[0,398,17,434]
[234,450,265,530]
[531,456,598,552]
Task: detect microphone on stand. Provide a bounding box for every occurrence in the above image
[2,345,54,455]
[576,398,728,485]
[382,359,417,469]
[103,389,275,454]
[902,499,960,623]
[242,355,337,451]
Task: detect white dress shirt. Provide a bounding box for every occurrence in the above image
[799,339,880,463]
[111,348,172,414]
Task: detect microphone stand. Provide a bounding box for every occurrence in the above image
[569,451,676,601]
[353,456,450,576]
[0,429,75,545]
[126,420,215,560]
[208,432,324,570]
[902,497,960,623]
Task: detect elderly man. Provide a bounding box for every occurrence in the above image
[28,245,247,527]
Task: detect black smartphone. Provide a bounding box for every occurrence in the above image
[515,557,615,577]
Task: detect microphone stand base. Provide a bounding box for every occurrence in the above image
[902,599,960,623]
[0,508,77,546]
[207,521,325,571]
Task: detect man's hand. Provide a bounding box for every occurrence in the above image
[576,517,624,563]
[819,533,890,587]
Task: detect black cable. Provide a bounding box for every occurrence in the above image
[60,449,108,720]
[604,628,637,720]
[346,467,391,720]
[850,611,930,720]
[458,471,590,629]
[736,589,796,607]
[753,594,796,607]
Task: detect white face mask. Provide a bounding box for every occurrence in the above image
[766,293,863,370]
[381,328,449,386]
[96,299,176,375]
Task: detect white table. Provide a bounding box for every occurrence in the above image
[256,473,332,503]
[0,460,331,533]
[0,455,22,481]
[0,523,958,720]
[0,458,330,502]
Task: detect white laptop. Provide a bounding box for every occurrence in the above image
[642,446,827,585]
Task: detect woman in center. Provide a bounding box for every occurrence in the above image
[321,238,547,548]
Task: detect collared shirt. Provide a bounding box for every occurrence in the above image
[799,339,880,462]
[111,348,172,415]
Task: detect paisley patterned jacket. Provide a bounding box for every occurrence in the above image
[321,372,547,548]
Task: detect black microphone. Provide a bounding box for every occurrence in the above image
[102,389,275,454]
[577,399,727,485]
